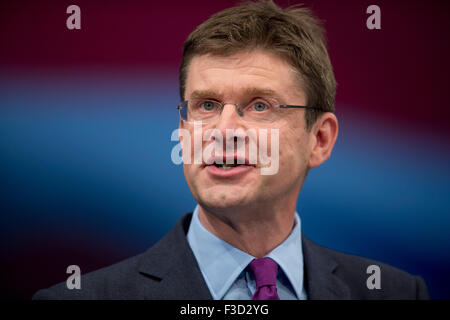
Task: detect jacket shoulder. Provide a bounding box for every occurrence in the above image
[33,213,209,300]
[33,253,146,300]
[304,238,429,299]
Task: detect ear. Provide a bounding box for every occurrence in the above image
[308,112,339,168]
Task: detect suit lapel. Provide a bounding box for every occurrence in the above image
[135,213,351,300]
[137,213,212,299]
[302,236,351,299]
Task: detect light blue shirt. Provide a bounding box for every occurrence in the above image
[187,206,308,300]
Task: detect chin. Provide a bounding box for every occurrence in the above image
[197,187,253,210]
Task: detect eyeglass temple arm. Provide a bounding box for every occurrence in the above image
[278,105,323,111]
[177,101,188,110]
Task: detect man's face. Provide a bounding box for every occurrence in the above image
[182,50,314,213]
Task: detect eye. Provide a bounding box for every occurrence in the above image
[201,100,216,111]
[252,101,269,112]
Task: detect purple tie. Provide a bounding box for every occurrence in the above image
[248,257,280,300]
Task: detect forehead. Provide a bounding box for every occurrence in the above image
[185,50,306,102]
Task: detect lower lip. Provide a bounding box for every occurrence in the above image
[205,165,254,178]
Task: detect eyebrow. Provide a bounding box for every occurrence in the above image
[189,87,280,100]
[189,89,220,100]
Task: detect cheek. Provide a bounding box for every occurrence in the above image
[180,126,202,165]
[278,128,309,172]
[183,162,204,199]
[182,163,194,186]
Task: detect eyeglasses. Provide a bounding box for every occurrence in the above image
[177,98,322,124]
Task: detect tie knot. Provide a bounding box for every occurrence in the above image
[248,257,279,288]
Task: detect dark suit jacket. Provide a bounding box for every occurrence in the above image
[33,213,429,300]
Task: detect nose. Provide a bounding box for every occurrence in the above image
[215,103,243,131]
[213,103,247,151]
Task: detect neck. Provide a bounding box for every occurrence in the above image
[197,200,297,258]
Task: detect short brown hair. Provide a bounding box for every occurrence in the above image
[179,0,336,130]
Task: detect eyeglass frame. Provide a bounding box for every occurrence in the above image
[177,99,323,123]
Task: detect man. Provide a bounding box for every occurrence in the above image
[33,0,428,300]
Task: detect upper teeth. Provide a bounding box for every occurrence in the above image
[215,163,238,169]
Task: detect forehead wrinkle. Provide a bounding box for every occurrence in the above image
[194,54,281,82]
[189,59,283,100]
[186,51,306,104]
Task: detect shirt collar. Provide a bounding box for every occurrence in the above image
[187,205,305,300]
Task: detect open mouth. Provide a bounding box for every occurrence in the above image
[205,156,255,173]
[213,162,242,170]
